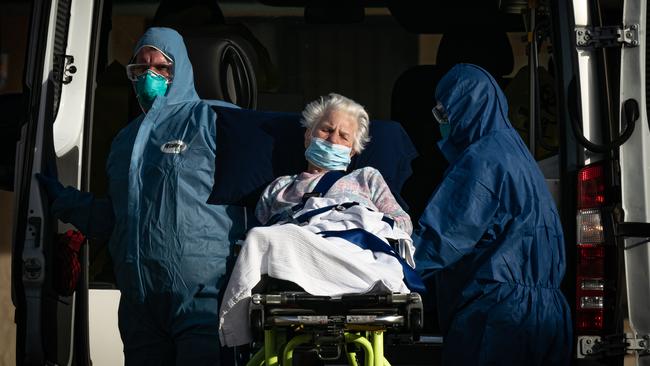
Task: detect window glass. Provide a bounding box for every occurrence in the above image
[0,1,32,364]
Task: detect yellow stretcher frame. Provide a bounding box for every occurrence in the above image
[246,328,392,366]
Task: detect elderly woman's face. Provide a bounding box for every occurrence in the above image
[305,109,357,155]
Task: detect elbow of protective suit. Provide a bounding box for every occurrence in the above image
[413,225,466,273]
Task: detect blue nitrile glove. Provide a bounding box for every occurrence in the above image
[36,173,66,202]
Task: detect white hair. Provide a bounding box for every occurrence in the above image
[300,93,371,153]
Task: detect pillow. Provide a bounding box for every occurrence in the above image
[208,106,418,209]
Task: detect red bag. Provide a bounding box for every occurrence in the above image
[54,229,86,296]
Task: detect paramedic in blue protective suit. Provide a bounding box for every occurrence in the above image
[414,64,572,366]
[37,28,229,365]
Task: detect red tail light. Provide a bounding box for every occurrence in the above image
[575,163,607,333]
[576,244,604,332]
[576,308,604,330]
[578,164,606,209]
[577,245,604,277]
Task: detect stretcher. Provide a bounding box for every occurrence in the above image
[245,290,423,366]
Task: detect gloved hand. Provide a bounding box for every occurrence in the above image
[36,173,65,202]
[35,173,97,234]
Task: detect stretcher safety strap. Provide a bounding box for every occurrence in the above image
[319,228,426,294]
[265,170,346,225]
[310,170,347,200]
[284,202,395,229]
[293,202,359,223]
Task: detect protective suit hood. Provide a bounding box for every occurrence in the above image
[435,64,512,163]
[133,27,200,106]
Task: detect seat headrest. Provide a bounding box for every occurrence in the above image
[152,1,277,109]
[168,25,276,110]
[436,30,514,77]
[153,0,225,27]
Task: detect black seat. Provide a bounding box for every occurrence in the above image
[391,30,514,222]
[391,65,446,222]
[181,25,276,109]
[152,0,276,109]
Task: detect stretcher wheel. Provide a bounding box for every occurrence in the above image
[250,309,264,343]
[410,308,422,342]
[409,309,422,330]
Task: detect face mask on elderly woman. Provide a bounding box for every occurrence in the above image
[304,137,352,171]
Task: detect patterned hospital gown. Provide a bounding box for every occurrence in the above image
[255,167,413,234]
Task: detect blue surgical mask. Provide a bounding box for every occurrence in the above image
[305,137,352,171]
[134,70,169,111]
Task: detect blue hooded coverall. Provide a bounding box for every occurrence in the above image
[50,28,240,365]
[414,64,572,365]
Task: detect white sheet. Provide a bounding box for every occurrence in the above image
[218,197,413,346]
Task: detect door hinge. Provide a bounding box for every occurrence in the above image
[577,334,650,359]
[22,216,43,282]
[575,24,639,49]
[22,257,42,281]
[627,335,650,353]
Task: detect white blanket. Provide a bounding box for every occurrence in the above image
[218,197,414,346]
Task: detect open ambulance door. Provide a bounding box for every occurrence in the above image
[620,0,650,364]
[11,0,103,364]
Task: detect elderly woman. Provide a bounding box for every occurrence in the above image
[219,93,416,346]
[256,93,412,233]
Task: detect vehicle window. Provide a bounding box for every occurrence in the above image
[0,1,30,188]
[504,32,559,161]
[237,14,418,118]
[0,1,32,363]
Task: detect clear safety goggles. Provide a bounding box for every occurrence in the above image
[126,62,174,82]
[432,101,449,125]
